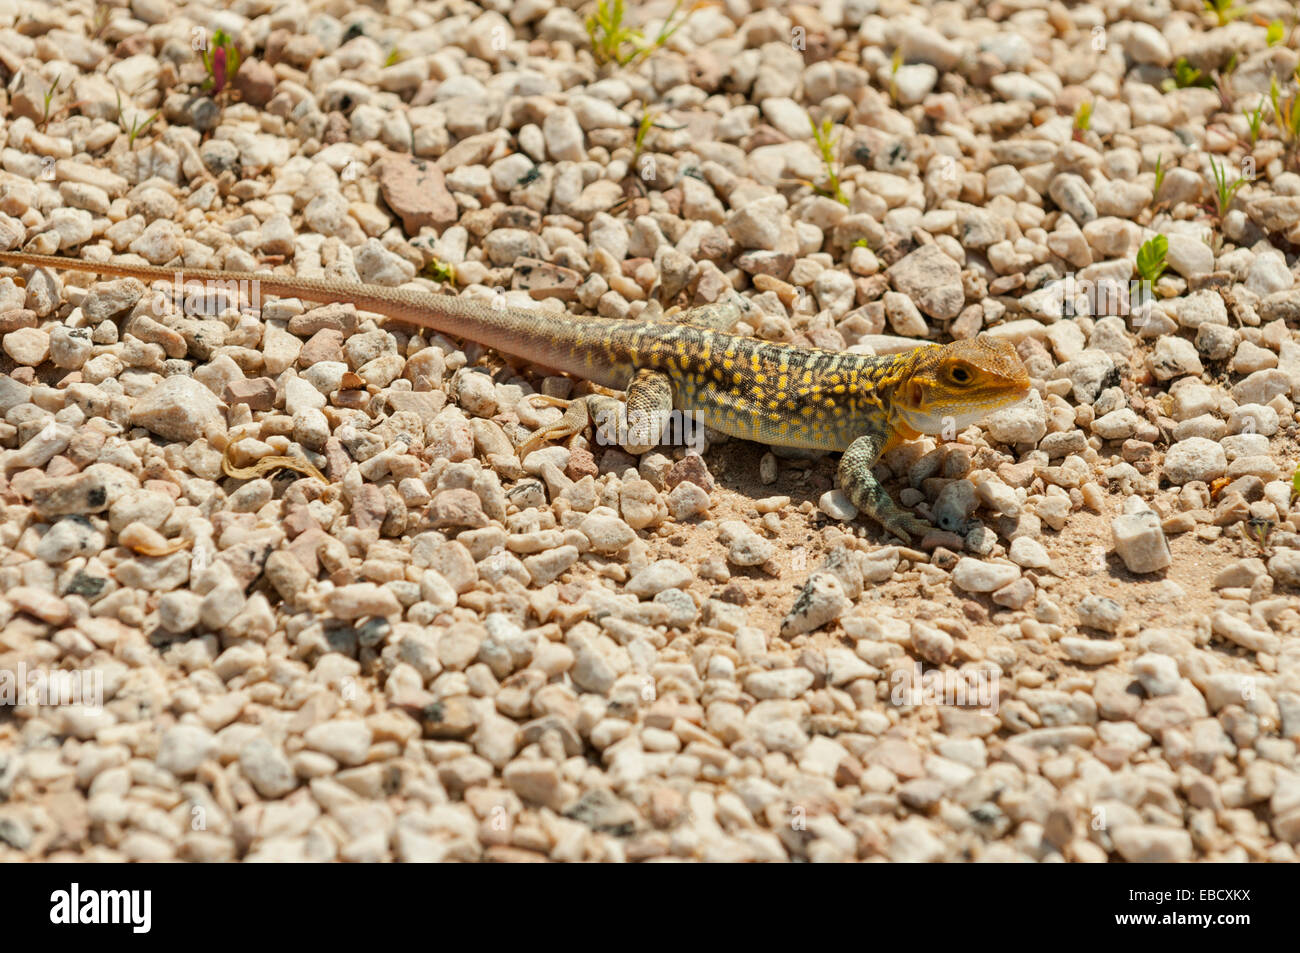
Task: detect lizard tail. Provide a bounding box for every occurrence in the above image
[0,250,638,388]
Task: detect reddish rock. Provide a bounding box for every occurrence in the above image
[666,452,715,493]
[298,328,345,366]
[565,447,599,481]
[223,377,277,411]
[350,483,388,530]
[234,58,276,107]
[377,154,458,235]
[428,488,488,529]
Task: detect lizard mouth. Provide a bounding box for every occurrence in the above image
[902,384,1031,435]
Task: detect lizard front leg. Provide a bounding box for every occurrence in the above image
[518,369,674,459]
[838,429,933,543]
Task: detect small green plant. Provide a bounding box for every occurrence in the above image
[1135,235,1169,285]
[383,47,403,68]
[422,258,456,285]
[38,72,71,128]
[586,0,640,65]
[586,0,695,67]
[1245,517,1276,556]
[887,48,903,104]
[201,29,242,95]
[1163,57,1214,92]
[1072,101,1093,140]
[809,116,848,206]
[643,0,694,58]
[1208,155,1247,217]
[1267,20,1285,46]
[1271,75,1300,145]
[1244,100,1266,144]
[1202,0,1246,25]
[1291,464,1300,503]
[1151,154,1166,205]
[632,108,655,163]
[115,89,160,147]
[852,238,870,249]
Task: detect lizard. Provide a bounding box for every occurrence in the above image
[0,249,1032,542]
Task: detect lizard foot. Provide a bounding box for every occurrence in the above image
[517,394,588,461]
[876,509,933,544]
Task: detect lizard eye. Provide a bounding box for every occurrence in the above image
[949,365,972,385]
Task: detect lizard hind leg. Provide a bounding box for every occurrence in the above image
[618,368,675,455]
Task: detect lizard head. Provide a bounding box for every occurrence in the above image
[892,333,1032,435]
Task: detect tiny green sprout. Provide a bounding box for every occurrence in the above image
[201,29,242,96]
[1291,464,1300,503]
[1163,57,1214,92]
[1271,75,1300,146]
[1208,155,1247,218]
[1136,235,1169,285]
[642,0,694,61]
[809,116,848,207]
[125,109,161,146]
[1245,517,1275,556]
[114,88,161,147]
[852,238,870,249]
[39,72,71,128]
[888,48,903,103]
[1267,20,1285,46]
[422,258,456,285]
[1073,101,1093,139]
[383,47,404,68]
[1152,154,1166,204]
[633,109,655,160]
[1202,0,1246,26]
[1244,100,1266,144]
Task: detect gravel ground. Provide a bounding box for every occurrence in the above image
[1,0,1300,862]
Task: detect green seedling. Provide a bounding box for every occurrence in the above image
[1244,100,1266,144]
[1208,155,1247,217]
[115,89,160,146]
[809,116,848,206]
[422,258,456,285]
[201,29,242,95]
[1135,235,1169,285]
[1163,57,1214,91]
[1271,75,1300,145]
[586,0,696,68]
[39,72,71,127]
[632,108,655,163]
[1202,0,1246,26]
[1072,101,1093,140]
[888,48,903,104]
[1151,154,1166,205]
